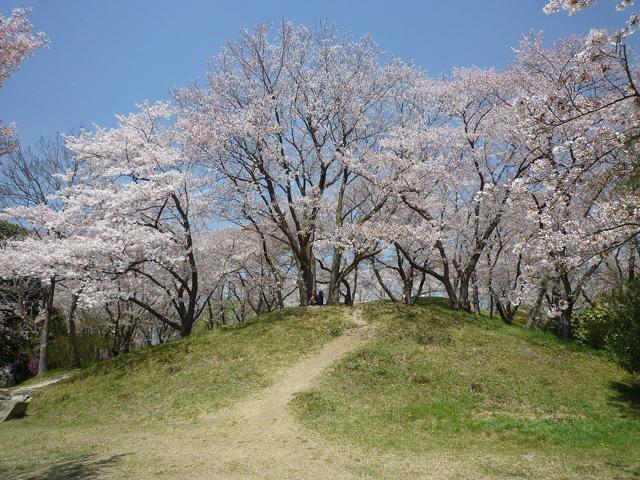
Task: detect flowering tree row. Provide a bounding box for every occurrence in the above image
[1,3,639,373]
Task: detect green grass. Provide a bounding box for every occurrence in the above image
[291,300,640,479]
[3,300,640,479]
[0,305,348,479]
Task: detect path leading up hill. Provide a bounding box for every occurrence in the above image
[127,307,383,479]
[11,373,73,393]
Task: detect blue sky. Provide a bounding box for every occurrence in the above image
[2,0,637,147]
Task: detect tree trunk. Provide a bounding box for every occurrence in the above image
[297,247,316,306]
[403,276,414,305]
[495,299,514,325]
[471,274,481,315]
[67,292,81,368]
[456,274,472,312]
[38,277,55,375]
[342,278,353,306]
[629,237,637,281]
[327,249,343,305]
[556,305,573,340]
[489,294,494,319]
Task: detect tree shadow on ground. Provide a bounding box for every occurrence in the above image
[609,380,640,417]
[0,454,127,480]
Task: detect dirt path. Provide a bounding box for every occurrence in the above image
[193,307,373,478]
[124,306,403,479]
[12,372,73,393]
[16,308,460,479]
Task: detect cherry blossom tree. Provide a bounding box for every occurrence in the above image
[176,22,419,305]
[0,7,47,156]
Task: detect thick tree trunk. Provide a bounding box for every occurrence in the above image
[495,299,514,325]
[456,275,472,312]
[297,247,316,306]
[342,279,353,306]
[327,249,342,305]
[556,309,572,340]
[403,277,414,305]
[441,276,458,309]
[38,277,55,375]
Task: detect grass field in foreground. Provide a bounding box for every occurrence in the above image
[291,299,640,479]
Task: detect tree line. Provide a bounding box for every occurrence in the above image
[0,3,639,379]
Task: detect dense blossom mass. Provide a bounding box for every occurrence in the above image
[0,3,639,375]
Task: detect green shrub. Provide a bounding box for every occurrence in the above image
[48,334,112,369]
[574,303,612,349]
[605,279,640,376]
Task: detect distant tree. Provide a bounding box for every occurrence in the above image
[0,134,78,208]
[0,220,41,376]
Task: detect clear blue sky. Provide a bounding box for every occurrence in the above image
[2,0,637,147]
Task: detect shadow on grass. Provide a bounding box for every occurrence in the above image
[609,380,640,416]
[0,454,127,480]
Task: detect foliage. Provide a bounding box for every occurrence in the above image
[605,279,640,376]
[0,220,40,376]
[48,334,112,369]
[0,219,26,239]
[574,303,613,349]
[0,7,47,155]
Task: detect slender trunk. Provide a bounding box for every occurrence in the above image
[557,273,574,340]
[67,292,81,368]
[472,274,481,315]
[352,264,359,303]
[489,294,494,319]
[373,265,397,302]
[526,283,547,328]
[629,237,637,281]
[412,272,427,305]
[38,277,55,375]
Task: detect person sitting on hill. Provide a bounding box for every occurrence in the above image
[317,290,324,306]
[309,291,317,306]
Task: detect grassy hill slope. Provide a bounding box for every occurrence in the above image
[0,300,638,479]
[0,306,349,479]
[291,300,640,479]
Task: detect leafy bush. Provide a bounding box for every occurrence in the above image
[574,303,612,349]
[48,334,112,369]
[604,279,640,376]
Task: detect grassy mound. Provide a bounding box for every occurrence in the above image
[0,306,348,478]
[291,300,640,479]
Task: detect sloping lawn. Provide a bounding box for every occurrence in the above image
[0,306,348,479]
[291,300,640,479]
